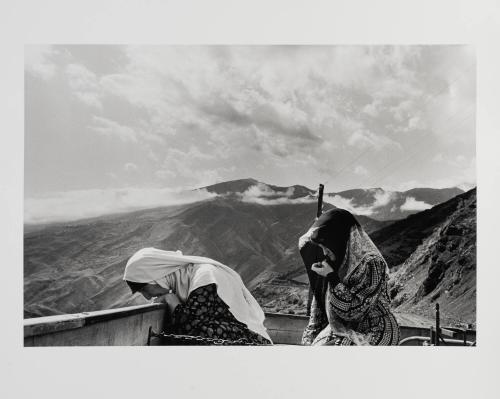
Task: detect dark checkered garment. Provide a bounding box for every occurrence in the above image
[170,283,271,345]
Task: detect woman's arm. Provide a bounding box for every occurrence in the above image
[301,294,328,345]
[327,256,386,322]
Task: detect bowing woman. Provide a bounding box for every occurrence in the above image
[123,248,272,345]
[298,208,400,345]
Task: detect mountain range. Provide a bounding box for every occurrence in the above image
[24,179,475,328]
[202,178,464,221]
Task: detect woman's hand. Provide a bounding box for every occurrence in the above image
[154,293,181,312]
[311,260,334,277]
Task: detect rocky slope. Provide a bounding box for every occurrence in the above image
[327,187,464,221]
[371,188,475,269]
[388,188,476,327]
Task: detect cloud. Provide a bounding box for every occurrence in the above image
[25,45,476,194]
[98,46,420,163]
[238,183,315,205]
[362,100,381,117]
[124,163,138,172]
[155,169,176,180]
[323,194,375,216]
[372,189,396,207]
[432,153,445,163]
[24,188,218,224]
[354,165,368,176]
[400,196,433,211]
[89,116,140,142]
[66,63,102,108]
[323,189,396,216]
[154,146,226,187]
[347,128,401,151]
[243,183,288,197]
[25,45,57,80]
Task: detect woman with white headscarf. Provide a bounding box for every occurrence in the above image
[123,248,272,345]
[299,208,400,345]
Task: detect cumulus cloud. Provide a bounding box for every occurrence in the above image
[323,194,374,216]
[89,116,140,143]
[347,128,401,151]
[239,183,315,205]
[323,189,397,216]
[243,183,292,197]
[400,196,433,211]
[66,63,102,108]
[24,188,218,224]
[25,45,476,196]
[372,189,396,207]
[97,46,422,162]
[25,45,57,80]
[154,146,227,187]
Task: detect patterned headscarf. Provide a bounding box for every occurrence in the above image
[299,208,384,312]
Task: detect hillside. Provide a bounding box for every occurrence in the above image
[24,196,386,318]
[371,188,475,268]
[388,188,476,327]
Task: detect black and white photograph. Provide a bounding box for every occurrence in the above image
[23,44,476,347]
[2,1,500,399]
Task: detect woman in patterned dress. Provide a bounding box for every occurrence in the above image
[123,248,272,345]
[299,208,400,345]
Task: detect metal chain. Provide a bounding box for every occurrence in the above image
[155,331,271,346]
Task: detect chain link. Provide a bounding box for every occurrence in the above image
[153,331,270,346]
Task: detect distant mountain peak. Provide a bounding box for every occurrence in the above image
[200,178,260,194]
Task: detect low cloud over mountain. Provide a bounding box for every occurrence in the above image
[203,179,463,221]
[24,187,218,224]
[25,178,464,225]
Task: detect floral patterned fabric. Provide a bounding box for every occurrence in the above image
[302,255,400,346]
[171,283,271,345]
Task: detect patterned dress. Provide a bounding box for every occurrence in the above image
[171,283,271,345]
[302,254,400,346]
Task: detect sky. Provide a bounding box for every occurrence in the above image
[25,45,476,223]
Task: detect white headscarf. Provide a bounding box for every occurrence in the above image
[123,247,271,342]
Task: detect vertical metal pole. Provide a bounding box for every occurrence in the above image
[435,303,440,346]
[316,184,324,218]
[306,184,325,316]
